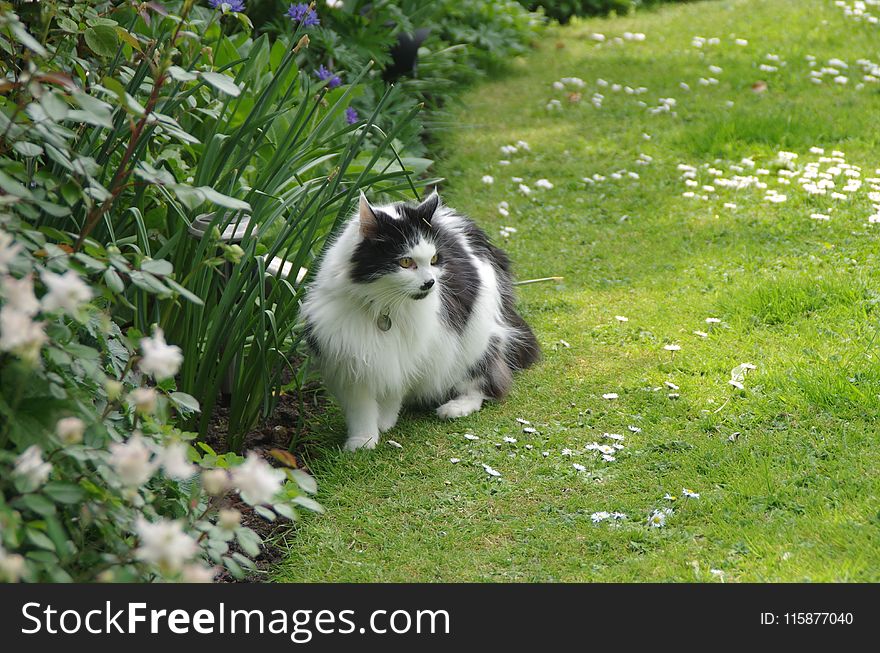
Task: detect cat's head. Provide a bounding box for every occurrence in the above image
[349,191,442,301]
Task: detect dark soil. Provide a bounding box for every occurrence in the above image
[204,378,332,583]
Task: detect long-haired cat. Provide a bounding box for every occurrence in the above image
[301,191,539,450]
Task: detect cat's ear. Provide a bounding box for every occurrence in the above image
[414,189,440,224]
[359,192,380,239]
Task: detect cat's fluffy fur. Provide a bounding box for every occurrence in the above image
[301,191,539,450]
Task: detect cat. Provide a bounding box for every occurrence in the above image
[301,191,539,451]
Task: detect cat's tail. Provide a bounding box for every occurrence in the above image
[505,310,541,371]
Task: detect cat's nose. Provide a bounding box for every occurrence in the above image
[420,279,435,291]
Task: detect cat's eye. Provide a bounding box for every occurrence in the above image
[431,254,439,265]
[399,257,414,268]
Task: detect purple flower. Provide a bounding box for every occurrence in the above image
[210,0,246,12]
[345,107,359,125]
[315,65,341,89]
[287,3,319,26]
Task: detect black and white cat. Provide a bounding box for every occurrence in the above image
[301,191,539,451]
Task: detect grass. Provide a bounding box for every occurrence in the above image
[274,0,880,582]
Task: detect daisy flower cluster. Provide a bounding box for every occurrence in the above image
[807,55,880,87]
[833,0,880,25]
[676,148,880,224]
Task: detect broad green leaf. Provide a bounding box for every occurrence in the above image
[198,186,251,211]
[43,482,86,504]
[84,25,119,57]
[140,258,173,276]
[200,71,241,97]
[104,268,125,293]
[13,142,43,157]
[170,392,201,414]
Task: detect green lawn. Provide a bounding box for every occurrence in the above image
[275,0,880,582]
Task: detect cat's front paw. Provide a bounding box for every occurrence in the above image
[436,396,483,419]
[343,433,379,451]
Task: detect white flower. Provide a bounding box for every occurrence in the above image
[110,435,158,487]
[139,327,183,380]
[482,464,501,477]
[628,425,642,433]
[201,468,230,495]
[0,233,23,274]
[601,454,616,462]
[231,452,285,505]
[0,306,47,362]
[503,436,517,444]
[0,547,26,582]
[604,433,625,441]
[516,417,530,425]
[810,213,830,221]
[648,510,667,528]
[160,442,196,479]
[665,381,679,390]
[683,488,700,499]
[602,392,619,400]
[591,511,610,523]
[134,517,198,574]
[518,184,532,195]
[2,275,39,316]
[705,317,721,324]
[694,330,708,338]
[615,315,629,322]
[128,387,158,414]
[40,269,92,314]
[449,457,460,464]
[735,38,748,46]
[181,564,216,583]
[664,344,681,351]
[14,445,52,490]
[561,448,573,456]
[573,463,586,472]
[218,508,242,531]
[535,178,554,189]
[55,416,85,444]
[464,433,479,441]
[481,175,494,185]
[325,0,343,7]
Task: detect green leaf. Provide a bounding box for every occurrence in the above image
[222,555,245,579]
[140,258,173,276]
[290,469,317,495]
[21,494,57,516]
[104,267,125,293]
[164,278,205,306]
[254,505,276,521]
[168,66,198,82]
[292,495,324,513]
[57,16,79,34]
[170,392,201,414]
[13,142,43,157]
[26,528,57,551]
[197,186,251,211]
[44,482,86,504]
[235,527,262,557]
[129,270,171,295]
[200,71,242,97]
[9,20,47,57]
[84,25,119,57]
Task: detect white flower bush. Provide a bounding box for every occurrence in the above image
[0,225,319,582]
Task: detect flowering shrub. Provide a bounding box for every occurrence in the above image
[0,224,320,582]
